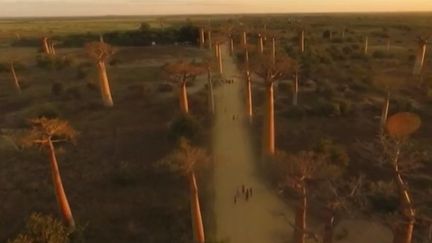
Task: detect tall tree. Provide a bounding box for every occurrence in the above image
[10,61,21,93]
[364,36,369,55]
[277,151,343,243]
[299,30,305,53]
[384,112,421,243]
[252,55,297,155]
[85,41,115,107]
[163,60,206,114]
[413,36,430,75]
[21,118,78,229]
[161,138,208,243]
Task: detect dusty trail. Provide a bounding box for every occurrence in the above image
[211,45,294,243]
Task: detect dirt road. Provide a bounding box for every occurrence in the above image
[211,45,294,243]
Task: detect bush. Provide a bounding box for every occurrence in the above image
[8,213,70,243]
[168,115,202,142]
[65,86,82,99]
[315,138,350,168]
[157,83,174,92]
[36,55,74,70]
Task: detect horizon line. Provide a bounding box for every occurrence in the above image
[1,10,432,19]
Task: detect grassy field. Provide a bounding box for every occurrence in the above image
[1,13,432,242]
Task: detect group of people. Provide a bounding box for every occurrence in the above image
[234,184,253,204]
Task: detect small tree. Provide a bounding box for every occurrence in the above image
[21,118,78,229]
[160,138,208,243]
[252,55,297,155]
[163,60,205,114]
[85,41,115,107]
[10,61,21,93]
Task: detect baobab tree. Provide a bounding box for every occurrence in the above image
[383,112,421,243]
[203,57,216,114]
[292,66,301,106]
[278,151,343,243]
[85,41,115,107]
[10,61,21,93]
[252,55,297,155]
[299,29,305,53]
[21,117,78,229]
[364,36,369,55]
[374,76,404,133]
[198,26,205,48]
[212,35,226,75]
[42,37,51,55]
[163,60,206,114]
[160,138,208,243]
[413,36,430,75]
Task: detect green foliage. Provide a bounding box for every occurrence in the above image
[8,213,70,243]
[168,115,201,143]
[315,138,350,168]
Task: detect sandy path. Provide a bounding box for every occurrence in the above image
[211,45,294,243]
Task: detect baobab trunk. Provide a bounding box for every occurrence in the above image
[10,62,21,93]
[294,183,307,243]
[214,43,219,59]
[50,43,56,56]
[258,34,264,54]
[179,80,189,114]
[229,36,234,56]
[293,72,299,106]
[246,70,253,121]
[264,82,275,155]
[413,43,427,75]
[393,149,415,243]
[48,138,75,229]
[380,92,390,131]
[242,31,247,46]
[189,171,205,243]
[299,30,305,53]
[207,31,212,50]
[245,48,250,68]
[272,37,276,65]
[364,37,369,55]
[207,68,215,114]
[96,61,114,107]
[199,28,205,48]
[42,37,50,55]
[217,44,223,75]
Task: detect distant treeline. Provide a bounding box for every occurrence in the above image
[12,23,199,48]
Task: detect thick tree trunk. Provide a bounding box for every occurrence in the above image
[364,37,369,55]
[245,48,249,68]
[207,31,212,50]
[199,28,205,48]
[207,68,215,114]
[246,70,253,121]
[229,37,234,56]
[272,37,276,65]
[48,139,75,229]
[217,44,223,75]
[264,82,275,155]
[294,183,307,243]
[49,42,56,56]
[42,37,51,55]
[299,31,305,53]
[392,148,416,243]
[413,44,426,75]
[10,62,21,93]
[189,172,205,243]
[380,92,390,131]
[259,35,264,54]
[179,80,189,114]
[96,61,114,107]
[214,43,219,59]
[293,72,299,106]
[242,31,247,46]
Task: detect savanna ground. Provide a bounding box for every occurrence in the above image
[0,12,432,242]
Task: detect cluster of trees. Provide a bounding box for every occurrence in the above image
[12,24,199,48]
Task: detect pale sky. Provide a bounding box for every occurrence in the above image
[0,0,431,17]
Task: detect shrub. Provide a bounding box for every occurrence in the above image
[8,213,70,243]
[65,86,82,99]
[315,138,350,168]
[157,83,174,92]
[168,115,201,142]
